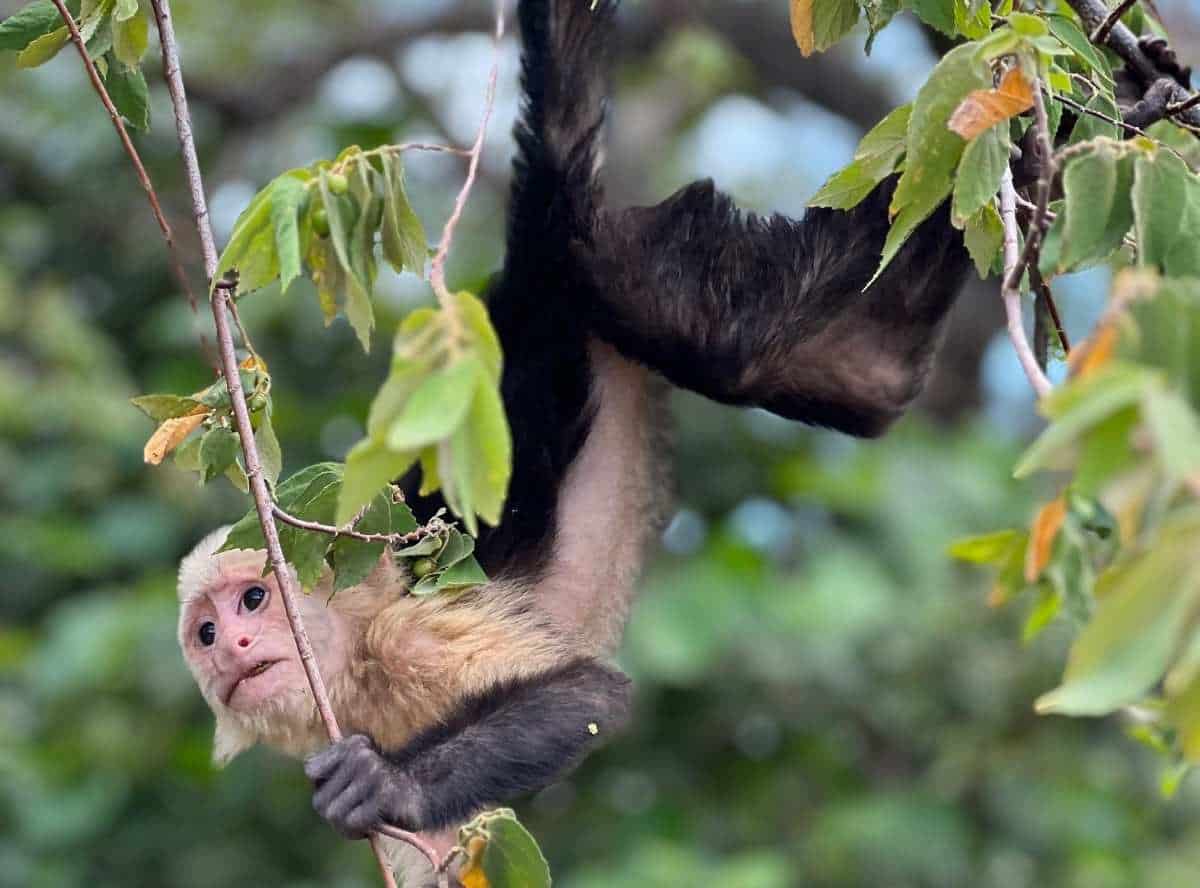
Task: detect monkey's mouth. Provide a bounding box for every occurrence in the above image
[225,660,282,704]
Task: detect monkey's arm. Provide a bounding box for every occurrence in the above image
[305,659,631,837]
[580,178,969,437]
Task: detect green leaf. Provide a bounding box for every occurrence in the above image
[808,0,859,53]
[0,0,78,52]
[199,426,240,484]
[345,165,378,351]
[111,5,146,66]
[1014,365,1157,478]
[456,292,503,383]
[457,374,512,529]
[1007,11,1046,36]
[871,180,951,288]
[319,169,374,350]
[909,0,955,37]
[330,496,416,593]
[173,434,203,472]
[103,60,149,130]
[459,810,551,888]
[379,152,427,276]
[1047,14,1114,87]
[438,555,488,592]
[271,175,307,296]
[1059,142,1134,272]
[77,0,112,43]
[215,183,275,289]
[875,42,987,283]
[254,406,283,489]
[1036,515,1200,716]
[1133,149,1200,278]
[893,43,984,211]
[1069,88,1119,143]
[1142,388,1200,485]
[130,394,204,422]
[953,0,991,39]
[386,356,483,452]
[113,0,136,21]
[16,24,67,66]
[947,529,1023,565]
[338,438,417,527]
[963,202,1003,278]
[810,104,912,210]
[952,124,1008,225]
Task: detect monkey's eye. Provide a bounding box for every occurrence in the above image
[198,621,217,646]
[242,585,267,611]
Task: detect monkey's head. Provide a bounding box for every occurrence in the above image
[176,527,401,764]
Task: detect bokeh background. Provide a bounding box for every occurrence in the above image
[4,1,1200,886]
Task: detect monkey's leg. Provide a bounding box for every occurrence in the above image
[581,178,970,436]
[305,658,631,837]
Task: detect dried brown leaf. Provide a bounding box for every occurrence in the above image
[948,67,1034,140]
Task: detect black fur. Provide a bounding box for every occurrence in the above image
[307,660,631,835]
[582,177,968,437]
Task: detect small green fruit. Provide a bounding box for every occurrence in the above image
[312,206,330,237]
[411,557,437,579]
[327,172,349,195]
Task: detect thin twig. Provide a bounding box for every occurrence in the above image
[148,1,407,884]
[1004,82,1055,294]
[271,504,446,547]
[47,0,201,321]
[428,0,506,312]
[1037,275,1071,354]
[394,141,475,157]
[1090,0,1137,44]
[999,168,1053,397]
[1166,93,1200,118]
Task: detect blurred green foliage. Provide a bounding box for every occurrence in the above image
[4,1,1200,886]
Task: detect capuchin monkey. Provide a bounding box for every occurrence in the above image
[177,0,968,879]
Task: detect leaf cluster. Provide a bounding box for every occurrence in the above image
[1,0,152,129]
[215,145,428,352]
[954,273,1200,787]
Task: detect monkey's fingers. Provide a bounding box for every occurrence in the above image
[305,733,374,783]
[320,778,383,840]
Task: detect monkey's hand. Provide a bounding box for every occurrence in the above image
[305,734,425,839]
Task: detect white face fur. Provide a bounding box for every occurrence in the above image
[177,528,352,762]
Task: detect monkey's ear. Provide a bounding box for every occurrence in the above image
[212,715,257,766]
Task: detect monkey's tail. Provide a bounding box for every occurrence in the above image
[507,0,616,255]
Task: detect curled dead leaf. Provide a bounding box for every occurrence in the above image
[790,0,815,57]
[1025,495,1067,583]
[948,67,1034,140]
[143,411,208,465]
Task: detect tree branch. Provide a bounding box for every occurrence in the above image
[146,1,415,883]
[999,167,1053,398]
[1004,81,1055,294]
[47,0,201,320]
[1064,0,1200,134]
[429,1,505,317]
[1091,0,1139,44]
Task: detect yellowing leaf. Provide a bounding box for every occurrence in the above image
[144,411,207,465]
[460,835,491,888]
[1068,322,1118,379]
[790,0,815,56]
[1025,495,1066,583]
[948,67,1035,141]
